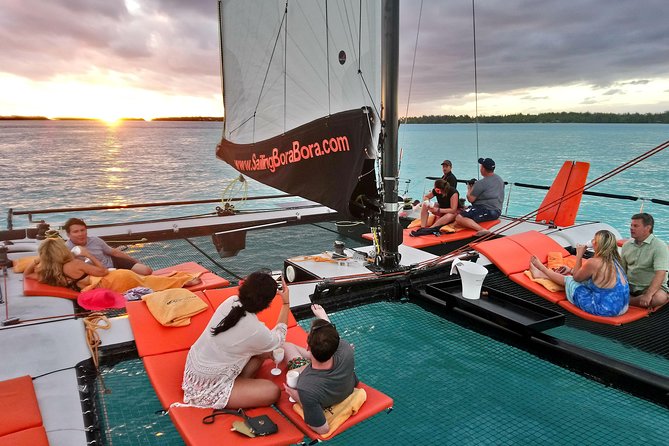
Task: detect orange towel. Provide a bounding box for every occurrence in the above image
[407,215,436,229]
[142,288,208,327]
[12,256,38,273]
[293,388,367,438]
[546,252,577,270]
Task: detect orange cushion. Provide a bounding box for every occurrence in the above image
[508,272,567,304]
[126,293,214,357]
[169,406,304,446]
[474,237,534,276]
[204,288,297,328]
[23,278,79,299]
[0,426,49,446]
[143,350,188,409]
[0,376,43,437]
[154,262,230,291]
[557,301,651,326]
[362,220,500,248]
[506,230,570,264]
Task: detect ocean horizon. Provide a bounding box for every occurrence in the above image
[2,120,668,240]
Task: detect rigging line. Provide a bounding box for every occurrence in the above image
[284,1,289,133]
[358,0,362,73]
[326,0,331,115]
[472,0,480,174]
[402,0,423,124]
[182,237,243,280]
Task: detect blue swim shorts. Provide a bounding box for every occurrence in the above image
[459,206,500,223]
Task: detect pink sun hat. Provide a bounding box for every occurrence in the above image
[78,288,126,311]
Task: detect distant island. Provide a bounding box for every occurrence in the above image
[2,112,668,123]
[403,111,669,124]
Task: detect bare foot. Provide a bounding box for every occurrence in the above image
[311,304,330,322]
[529,256,549,280]
[184,277,202,287]
[475,230,491,237]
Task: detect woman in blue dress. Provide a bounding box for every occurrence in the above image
[529,230,629,317]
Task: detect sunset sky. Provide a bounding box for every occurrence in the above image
[1,0,668,121]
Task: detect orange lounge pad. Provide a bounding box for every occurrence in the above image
[536,161,589,227]
[143,350,188,409]
[557,301,651,326]
[169,406,304,446]
[0,426,49,446]
[0,376,43,437]
[508,272,567,304]
[23,278,79,299]
[473,230,570,276]
[127,292,214,357]
[154,262,230,291]
[204,288,298,328]
[275,382,393,441]
[362,219,499,248]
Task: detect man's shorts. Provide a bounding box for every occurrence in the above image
[459,206,501,223]
[112,256,138,270]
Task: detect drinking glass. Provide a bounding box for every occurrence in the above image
[271,347,284,376]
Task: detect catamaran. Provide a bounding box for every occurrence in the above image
[1,1,668,445]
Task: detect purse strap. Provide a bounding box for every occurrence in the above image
[202,408,245,425]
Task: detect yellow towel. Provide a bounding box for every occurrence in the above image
[439,223,463,233]
[293,388,367,438]
[141,288,208,327]
[83,269,200,293]
[524,270,564,292]
[12,256,38,273]
[407,215,436,229]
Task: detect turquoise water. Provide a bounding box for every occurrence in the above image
[97,301,669,445]
[1,120,668,239]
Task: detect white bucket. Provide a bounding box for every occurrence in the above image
[451,260,488,299]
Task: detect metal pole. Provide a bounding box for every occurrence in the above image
[379,0,401,268]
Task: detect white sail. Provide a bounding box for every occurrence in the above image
[219,0,381,144]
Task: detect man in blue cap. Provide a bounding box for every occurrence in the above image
[455,157,504,236]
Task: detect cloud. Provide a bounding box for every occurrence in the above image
[1,0,668,117]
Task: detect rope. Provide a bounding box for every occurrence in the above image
[84,313,111,369]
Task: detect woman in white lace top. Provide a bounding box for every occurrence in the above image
[181,271,290,409]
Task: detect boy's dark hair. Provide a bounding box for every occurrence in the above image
[307,319,340,362]
[211,271,277,335]
[63,218,87,233]
[631,213,654,233]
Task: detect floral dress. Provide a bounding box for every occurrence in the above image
[180,296,286,408]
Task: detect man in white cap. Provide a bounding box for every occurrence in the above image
[455,157,504,236]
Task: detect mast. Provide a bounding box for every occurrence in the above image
[379,0,401,268]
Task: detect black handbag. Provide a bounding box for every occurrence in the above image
[202,408,278,437]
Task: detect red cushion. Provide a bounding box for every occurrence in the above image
[508,272,567,304]
[143,350,188,409]
[557,301,651,326]
[0,376,43,437]
[169,406,304,446]
[126,293,214,357]
[204,288,297,328]
[23,278,78,299]
[0,426,49,446]
[362,220,500,248]
[154,262,230,291]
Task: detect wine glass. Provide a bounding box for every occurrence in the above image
[271,347,284,376]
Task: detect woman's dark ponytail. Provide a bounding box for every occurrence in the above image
[211,305,246,335]
[210,271,277,336]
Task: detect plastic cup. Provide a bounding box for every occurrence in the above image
[71,246,82,256]
[286,370,299,388]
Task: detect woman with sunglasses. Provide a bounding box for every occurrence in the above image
[181,271,290,409]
